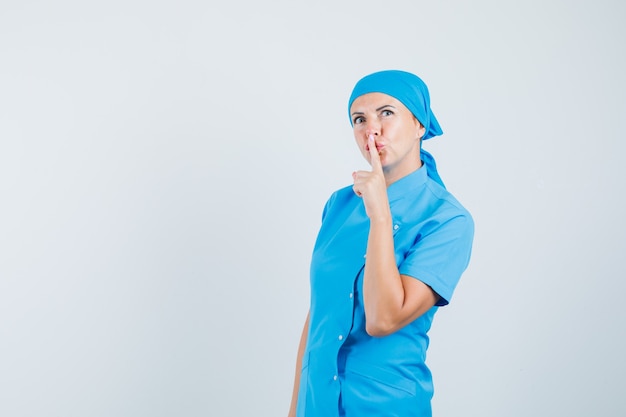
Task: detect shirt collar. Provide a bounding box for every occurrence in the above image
[386,164,429,203]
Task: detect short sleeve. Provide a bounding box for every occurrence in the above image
[398,212,474,306]
[321,192,338,222]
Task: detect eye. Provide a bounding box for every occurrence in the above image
[381,109,394,117]
[353,116,365,124]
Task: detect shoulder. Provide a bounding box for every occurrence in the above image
[321,184,358,219]
[393,177,474,239]
[402,184,473,250]
[424,178,473,223]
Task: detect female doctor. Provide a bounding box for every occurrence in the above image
[288,70,474,417]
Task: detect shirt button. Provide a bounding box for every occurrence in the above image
[333,375,338,381]
[349,292,353,299]
[338,335,343,341]
[363,254,367,258]
[394,224,399,230]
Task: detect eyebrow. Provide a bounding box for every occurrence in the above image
[351,104,397,117]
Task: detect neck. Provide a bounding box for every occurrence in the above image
[383,159,423,187]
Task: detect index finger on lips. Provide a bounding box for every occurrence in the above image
[368,134,382,172]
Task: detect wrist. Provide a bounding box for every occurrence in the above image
[368,212,392,226]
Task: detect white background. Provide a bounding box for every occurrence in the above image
[1,1,625,416]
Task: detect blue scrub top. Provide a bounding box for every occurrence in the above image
[297,165,474,417]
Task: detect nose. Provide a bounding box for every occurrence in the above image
[365,119,381,138]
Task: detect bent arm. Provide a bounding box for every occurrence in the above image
[288,311,309,417]
[363,216,438,337]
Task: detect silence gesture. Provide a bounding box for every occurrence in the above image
[352,134,391,221]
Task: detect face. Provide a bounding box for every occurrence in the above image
[350,92,426,180]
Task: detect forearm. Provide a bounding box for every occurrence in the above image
[362,214,406,336]
[288,311,309,417]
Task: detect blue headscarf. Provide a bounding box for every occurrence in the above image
[348,70,446,188]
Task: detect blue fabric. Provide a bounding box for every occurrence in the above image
[348,70,446,188]
[297,165,474,417]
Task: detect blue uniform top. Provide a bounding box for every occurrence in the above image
[297,164,474,417]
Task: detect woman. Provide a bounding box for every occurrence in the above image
[288,70,474,417]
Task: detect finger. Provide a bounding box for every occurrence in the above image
[352,171,362,197]
[368,134,383,173]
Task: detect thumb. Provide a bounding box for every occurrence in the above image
[368,134,382,172]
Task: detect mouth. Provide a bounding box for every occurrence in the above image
[366,143,384,153]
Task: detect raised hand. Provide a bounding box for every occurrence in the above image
[352,134,390,220]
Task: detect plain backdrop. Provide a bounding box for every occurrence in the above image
[1,1,625,416]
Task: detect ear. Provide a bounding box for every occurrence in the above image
[415,118,426,140]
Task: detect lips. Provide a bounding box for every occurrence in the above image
[366,143,384,153]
